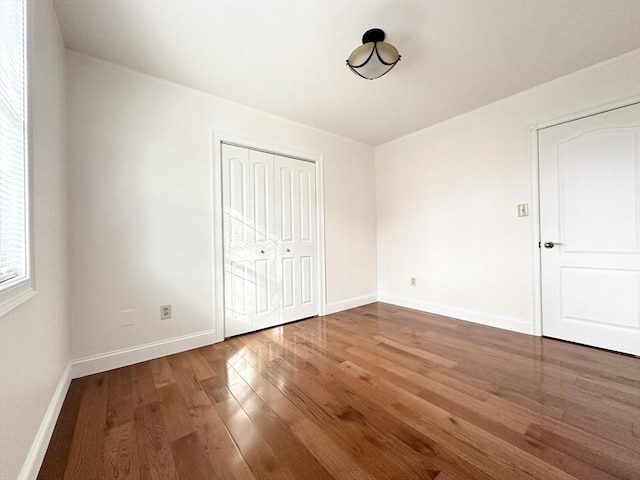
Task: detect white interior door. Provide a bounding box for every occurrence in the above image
[222,145,318,337]
[275,155,318,323]
[539,103,640,355]
[222,144,277,336]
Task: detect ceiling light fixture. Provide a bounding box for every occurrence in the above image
[346,28,401,80]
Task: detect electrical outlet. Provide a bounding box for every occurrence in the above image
[160,304,172,320]
[517,203,529,217]
[410,277,417,287]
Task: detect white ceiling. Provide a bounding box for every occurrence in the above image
[52,0,640,146]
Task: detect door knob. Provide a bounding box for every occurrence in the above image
[260,250,265,254]
[286,248,290,252]
[543,241,564,249]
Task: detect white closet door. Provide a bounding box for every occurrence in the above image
[222,145,318,337]
[539,103,640,355]
[222,144,277,337]
[275,155,318,323]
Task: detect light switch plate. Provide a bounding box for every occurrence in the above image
[517,204,529,217]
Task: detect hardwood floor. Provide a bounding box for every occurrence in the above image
[38,302,640,479]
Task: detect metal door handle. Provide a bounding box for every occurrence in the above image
[286,248,290,252]
[260,250,265,254]
[543,241,564,249]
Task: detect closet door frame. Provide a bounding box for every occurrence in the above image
[211,132,327,342]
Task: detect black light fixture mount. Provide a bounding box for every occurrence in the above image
[346,28,401,80]
[362,27,386,44]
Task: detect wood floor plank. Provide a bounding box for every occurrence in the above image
[38,303,640,480]
[214,394,297,479]
[36,378,86,480]
[227,381,335,480]
[372,334,458,368]
[131,362,160,407]
[251,343,447,479]
[104,421,138,480]
[156,383,196,442]
[289,417,377,480]
[186,349,217,380]
[196,409,257,480]
[171,432,217,480]
[63,373,109,480]
[200,374,232,404]
[133,402,178,480]
[297,346,495,480]
[526,420,640,479]
[227,354,378,479]
[149,357,177,389]
[106,367,134,430]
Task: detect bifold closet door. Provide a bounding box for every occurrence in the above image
[222,144,318,337]
[274,155,318,323]
[222,145,278,337]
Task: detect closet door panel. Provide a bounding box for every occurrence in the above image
[275,155,318,323]
[222,145,277,336]
[223,144,318,337]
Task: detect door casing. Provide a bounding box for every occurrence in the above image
[530,94,640,338]
[211,132,327,342]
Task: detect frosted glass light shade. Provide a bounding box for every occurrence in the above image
[346,29,400,80]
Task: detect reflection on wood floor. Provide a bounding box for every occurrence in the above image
[38,302,640,479]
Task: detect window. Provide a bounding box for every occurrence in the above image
[0,0,32,314]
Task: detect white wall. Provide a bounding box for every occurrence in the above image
[66,51,377,365]
[376,49,640,334]
[0,2,70,480]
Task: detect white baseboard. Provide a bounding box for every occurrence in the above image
[377,294,535,335]
[71,329,218,378]
[18,362,72,480]
[325,293,378,315]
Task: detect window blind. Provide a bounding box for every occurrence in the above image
[0,0,27,287]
